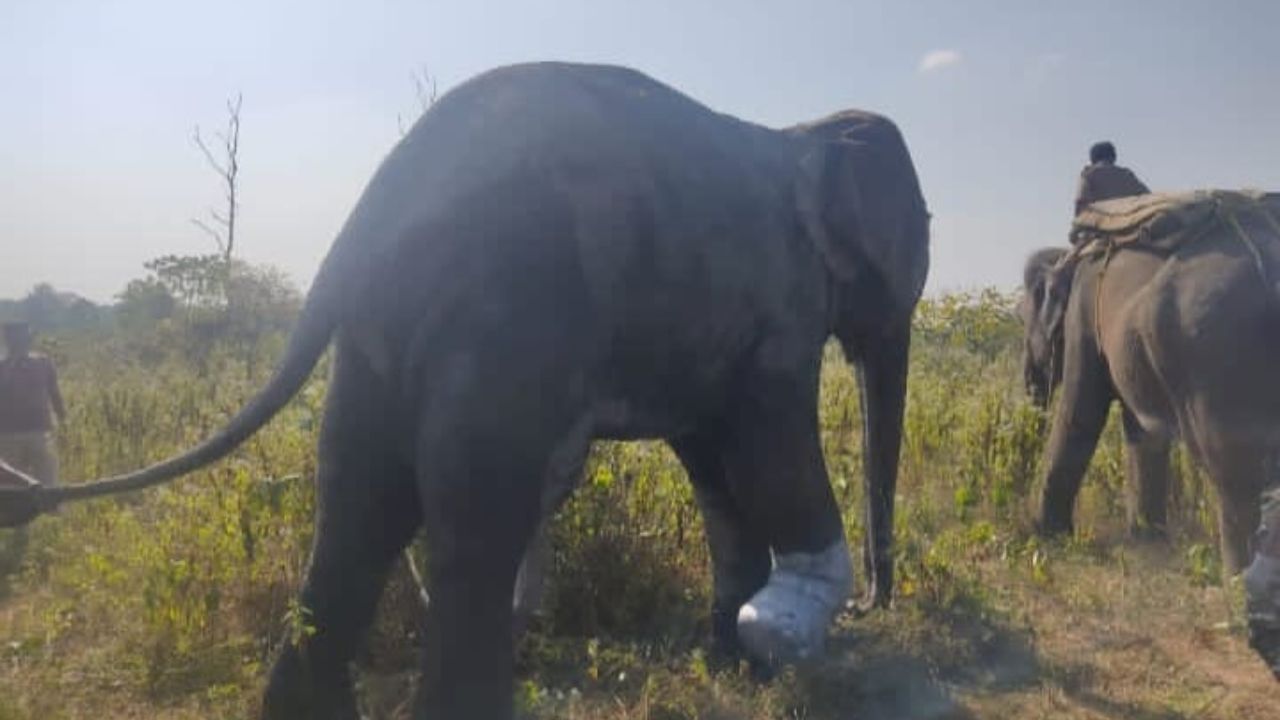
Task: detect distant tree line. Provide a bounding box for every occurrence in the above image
[0,283,111,333]
[1,255,301,357]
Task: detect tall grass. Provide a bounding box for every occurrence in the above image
[0,289,1222,718]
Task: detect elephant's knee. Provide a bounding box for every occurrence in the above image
[1038,481,1080,536]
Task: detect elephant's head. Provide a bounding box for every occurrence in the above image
[1021,247,1070,409]
[791,111,931,334]
[789,111,930,609]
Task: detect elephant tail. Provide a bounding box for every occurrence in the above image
[43,282,338,505]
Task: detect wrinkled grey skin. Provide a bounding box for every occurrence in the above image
[1245,473,1280,680]
[1022,217,1280,575]
[1246,543,1280,678]
[2,63,930,719]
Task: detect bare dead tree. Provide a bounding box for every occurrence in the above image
[192,93,243,269]
[397,67,438,137]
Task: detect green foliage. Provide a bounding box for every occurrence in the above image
[144,254,229,310]
[546,441,706,643]
[1184,543,1221,587]
[117,276,178,329]
[913,288,1023,361]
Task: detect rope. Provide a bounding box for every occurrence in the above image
[402,546,430,610]
[1092,240,1116,349]
[1220,201,1275,295]
[1257,203,1280,295]
[1262,205,1280,239]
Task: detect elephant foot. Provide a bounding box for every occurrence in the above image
[262,649,360,720]
[736,539,853,667]
[1036,514,1073,539]
[708,604,742,662]
[706,604,776,682]
[1245,553,1280,680]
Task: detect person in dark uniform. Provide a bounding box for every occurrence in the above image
[0,322,65,487]
[1073,141,1150,216]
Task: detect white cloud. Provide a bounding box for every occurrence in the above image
[918,49,962,74]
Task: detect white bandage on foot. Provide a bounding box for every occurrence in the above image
[736,538,854,665]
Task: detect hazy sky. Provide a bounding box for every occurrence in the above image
[3,1,1279,302]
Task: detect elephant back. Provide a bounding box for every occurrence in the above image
[1072,189,1280,258]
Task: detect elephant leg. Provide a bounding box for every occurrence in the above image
[263,346,421,720]
[1121,408,1171,538]
[1038,342,1113,536]
[513,443,588,637]
[1198,441,1266,575]
[413,354,582,720]
[1246,464,1280,677]
[718,367,851,667]
[670,431,771,659]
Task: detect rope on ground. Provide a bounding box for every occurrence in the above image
[1220,200,1275,296]
[1093,240,1116,346]
[403,546,430,610]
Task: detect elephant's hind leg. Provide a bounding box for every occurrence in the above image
[1121,408,1172,539]
[1038,324,1113,536]
[263,344,422,720]
[671,431,771,660]
[413,352,583,720]
[1197,439,1267,575]
[512,438,590,638]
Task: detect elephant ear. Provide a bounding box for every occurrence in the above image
[794,127,930,312]
[796,142,864,281]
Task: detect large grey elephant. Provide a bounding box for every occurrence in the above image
[1022,192,1280,575]
[0,62,930,719]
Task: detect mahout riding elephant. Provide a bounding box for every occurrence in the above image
[0,62,930,719]
[1022,192,1280,575]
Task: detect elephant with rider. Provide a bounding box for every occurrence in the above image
[1022,192,1280,576]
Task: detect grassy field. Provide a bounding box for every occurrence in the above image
[1,290,1275,719]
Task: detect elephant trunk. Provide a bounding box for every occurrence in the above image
[1023,337,1051,410]
[1021,246,1072,410]
[852,319,910,610]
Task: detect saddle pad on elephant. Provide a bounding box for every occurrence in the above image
[1073,189,1280,253]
